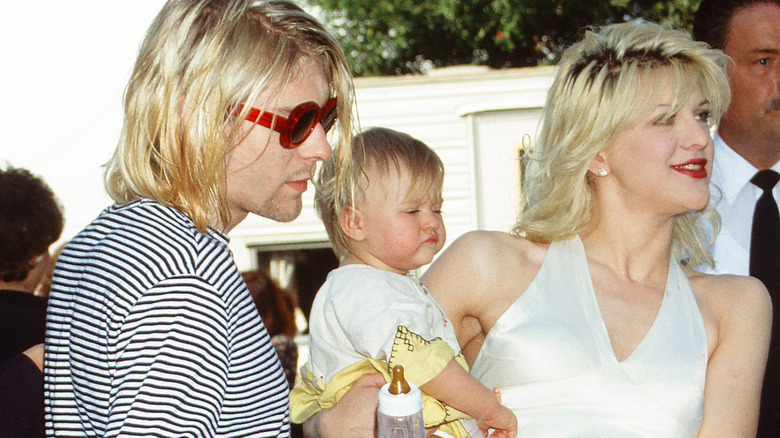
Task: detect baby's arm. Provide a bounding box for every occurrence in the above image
[421,359,517,438]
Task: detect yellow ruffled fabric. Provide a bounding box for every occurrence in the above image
[290,325,472,437]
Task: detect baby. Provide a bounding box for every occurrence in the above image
[291,127,516,437]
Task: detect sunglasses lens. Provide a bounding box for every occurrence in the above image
[321,105,338,133]
[291,109,318,144]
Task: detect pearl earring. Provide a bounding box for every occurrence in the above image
[597,168,608,177]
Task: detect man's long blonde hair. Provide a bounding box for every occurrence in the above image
[105,0,356,232]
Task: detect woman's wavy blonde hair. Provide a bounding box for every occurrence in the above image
[104,0,355,232]
[512,20,730,268]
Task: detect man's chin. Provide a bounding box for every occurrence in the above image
[258,202,303,223]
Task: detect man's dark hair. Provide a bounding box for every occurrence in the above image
[693,0,780,50]
[0,166,64,282]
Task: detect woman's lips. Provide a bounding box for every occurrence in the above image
[671,158,708,179]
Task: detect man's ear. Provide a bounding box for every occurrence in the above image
[588,151,610,177]
[338,206,366,241]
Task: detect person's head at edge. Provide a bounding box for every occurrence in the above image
[104,0,357,232]
[693,0,780,170]
[0,166,64,292]
[513,20,730,268]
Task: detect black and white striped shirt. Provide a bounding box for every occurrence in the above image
[45,199,290,437]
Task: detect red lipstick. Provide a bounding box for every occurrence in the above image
[671,158,708,179]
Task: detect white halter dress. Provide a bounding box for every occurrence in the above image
[470,236,707,437]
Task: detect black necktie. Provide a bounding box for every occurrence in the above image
[753,170,780,436]
[750,169,780,293]
[750,170,780,432]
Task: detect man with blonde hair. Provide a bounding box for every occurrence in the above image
[44,1,356,436]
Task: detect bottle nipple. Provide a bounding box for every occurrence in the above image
[389,365,411,395]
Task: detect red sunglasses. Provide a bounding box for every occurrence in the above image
[233,97,338,149]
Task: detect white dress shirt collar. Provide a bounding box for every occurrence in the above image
[712,133,780,200]
[711,133,761,206]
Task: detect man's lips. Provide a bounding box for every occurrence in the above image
[286,179,309,193]
[671,158,708,179]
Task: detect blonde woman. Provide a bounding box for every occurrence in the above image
[422,21,771,437]
[44,0,355,436]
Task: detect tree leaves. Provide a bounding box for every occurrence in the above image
[307,0,700,76]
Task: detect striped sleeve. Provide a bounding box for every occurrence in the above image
[45,200,290,437]
[107,276,229,437]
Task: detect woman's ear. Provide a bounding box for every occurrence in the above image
[588,151,610,177]
[338,206,366,241]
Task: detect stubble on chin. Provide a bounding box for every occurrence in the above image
[258,197,303,223]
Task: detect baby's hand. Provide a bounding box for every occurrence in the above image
[477,396,517,438]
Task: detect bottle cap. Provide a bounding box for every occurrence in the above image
[378,382,423,417]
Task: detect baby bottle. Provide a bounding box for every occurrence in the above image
[377,365,426,438]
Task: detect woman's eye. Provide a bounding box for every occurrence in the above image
[695,110,712,124]
[654,114,676,126]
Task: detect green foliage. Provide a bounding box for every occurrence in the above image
[307,0,701,76]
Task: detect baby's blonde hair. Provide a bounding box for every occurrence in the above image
[316,127,444,258]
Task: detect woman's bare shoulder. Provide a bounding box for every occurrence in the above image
[440,230,547,270]
[686,268,771,325]
[424,230,549,306]
[687,268,769,303]
[424,231,551,348]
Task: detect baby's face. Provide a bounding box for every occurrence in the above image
[354,162,446,274]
